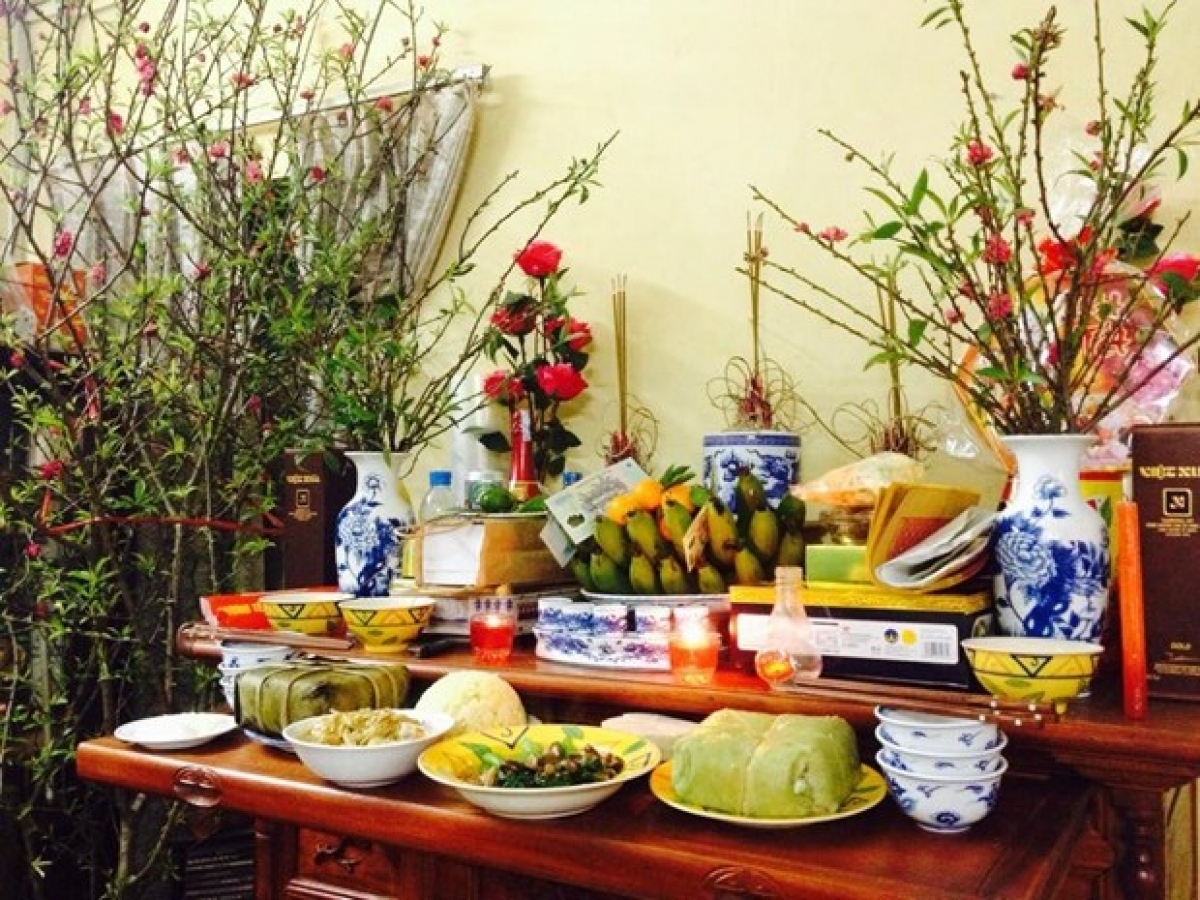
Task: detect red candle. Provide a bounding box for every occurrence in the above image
[668,625,720,685]
[470,612,516,665]
[1116,500,1148,720]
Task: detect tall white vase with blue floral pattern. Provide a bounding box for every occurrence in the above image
[991,435,1110,642]
[334,451,415,597]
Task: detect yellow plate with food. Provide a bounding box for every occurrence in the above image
[650,708,884,828]
[651,761,885,829]
[417,723,661,819]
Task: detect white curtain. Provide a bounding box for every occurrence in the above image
[31,74,481,306]
[298,77,481,296]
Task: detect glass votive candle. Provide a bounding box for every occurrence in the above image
[668,624,720,685]
[469,611,516,665]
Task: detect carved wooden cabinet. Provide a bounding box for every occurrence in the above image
[269,824,621,900]
[100,638,1200,900]
[79,729,1103,900]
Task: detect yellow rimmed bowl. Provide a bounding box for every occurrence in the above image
[340,596,437,653]
[418,723,661,819]
[961,636,1103,713]
[259,591,347,636]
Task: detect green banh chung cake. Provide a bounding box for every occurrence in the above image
[234,661,411,738]
[671,709,860,818]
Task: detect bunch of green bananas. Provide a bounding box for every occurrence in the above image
[569,469,806,594]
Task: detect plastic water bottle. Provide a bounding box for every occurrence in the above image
[419,470,458,523]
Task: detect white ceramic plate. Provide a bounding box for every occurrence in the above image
[650,762,885,829]
[114,713,237,750]
[243,727,297,754]
[533,628,669,671]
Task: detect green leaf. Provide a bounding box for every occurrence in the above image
[871,221,904,240]
[906,318,928,347]
[1125,15,1149,37]
[904,170,929,216]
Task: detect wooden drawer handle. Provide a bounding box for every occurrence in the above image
[704,866,779,899]
[171,766,222,808]
[312,837,368,875]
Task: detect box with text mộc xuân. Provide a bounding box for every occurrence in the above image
[728,581,994,690]
[1131,424,1200,700]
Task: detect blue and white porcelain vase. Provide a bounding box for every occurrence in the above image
[991,434,1110,642]
[334,451,415,597]
[702,430,801,510]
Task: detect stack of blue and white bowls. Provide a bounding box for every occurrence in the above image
[874,705,1008,834]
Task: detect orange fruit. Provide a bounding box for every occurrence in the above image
[605,493,640,525]
[630,478,664,511]
[661,483,696,513]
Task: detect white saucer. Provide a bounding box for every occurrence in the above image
[114,712,238,750]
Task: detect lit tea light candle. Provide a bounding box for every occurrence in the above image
[469,612,516,665]
[668,622,720,685]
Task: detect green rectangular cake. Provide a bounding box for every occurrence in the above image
[234,660,410,738]
[671,709,860,818]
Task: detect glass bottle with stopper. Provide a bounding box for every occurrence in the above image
[754,566,823,688]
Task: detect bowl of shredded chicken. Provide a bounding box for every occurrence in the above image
[283,708,454,788]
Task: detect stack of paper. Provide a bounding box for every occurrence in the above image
[867,482,993,593]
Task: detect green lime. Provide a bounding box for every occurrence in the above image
[516,495,547,513]
[477,485,516,514]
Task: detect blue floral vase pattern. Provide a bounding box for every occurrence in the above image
[702,430,801,511]
[991,435,1110,642]
[334,451,415,597]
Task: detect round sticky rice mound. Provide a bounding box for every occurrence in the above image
[413,671,526,734]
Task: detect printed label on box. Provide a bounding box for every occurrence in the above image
[733,612,959,664]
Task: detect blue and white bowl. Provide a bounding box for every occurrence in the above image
[875,706,1002,754]
[591,603,630,635]
[876,750,1007,834]
[537,598,593,633]
[218,640,292,670]
[633,605,672,634]
[876,727,1007,777]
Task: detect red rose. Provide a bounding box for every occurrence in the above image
[535,363,587,401]
[1147,253,1200,294]
[491,298,537,336]
[483,369,524,405]
[514,240,562,279]
[544,316,592,351]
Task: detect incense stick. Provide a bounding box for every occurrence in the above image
[612,275,629,435]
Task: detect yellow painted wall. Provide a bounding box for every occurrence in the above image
[31,1,1200,492]
[401,0,1200,492]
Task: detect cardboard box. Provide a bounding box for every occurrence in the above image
[416,515,567,589]
[1131,424,1200,700]
[728,581,994,690]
